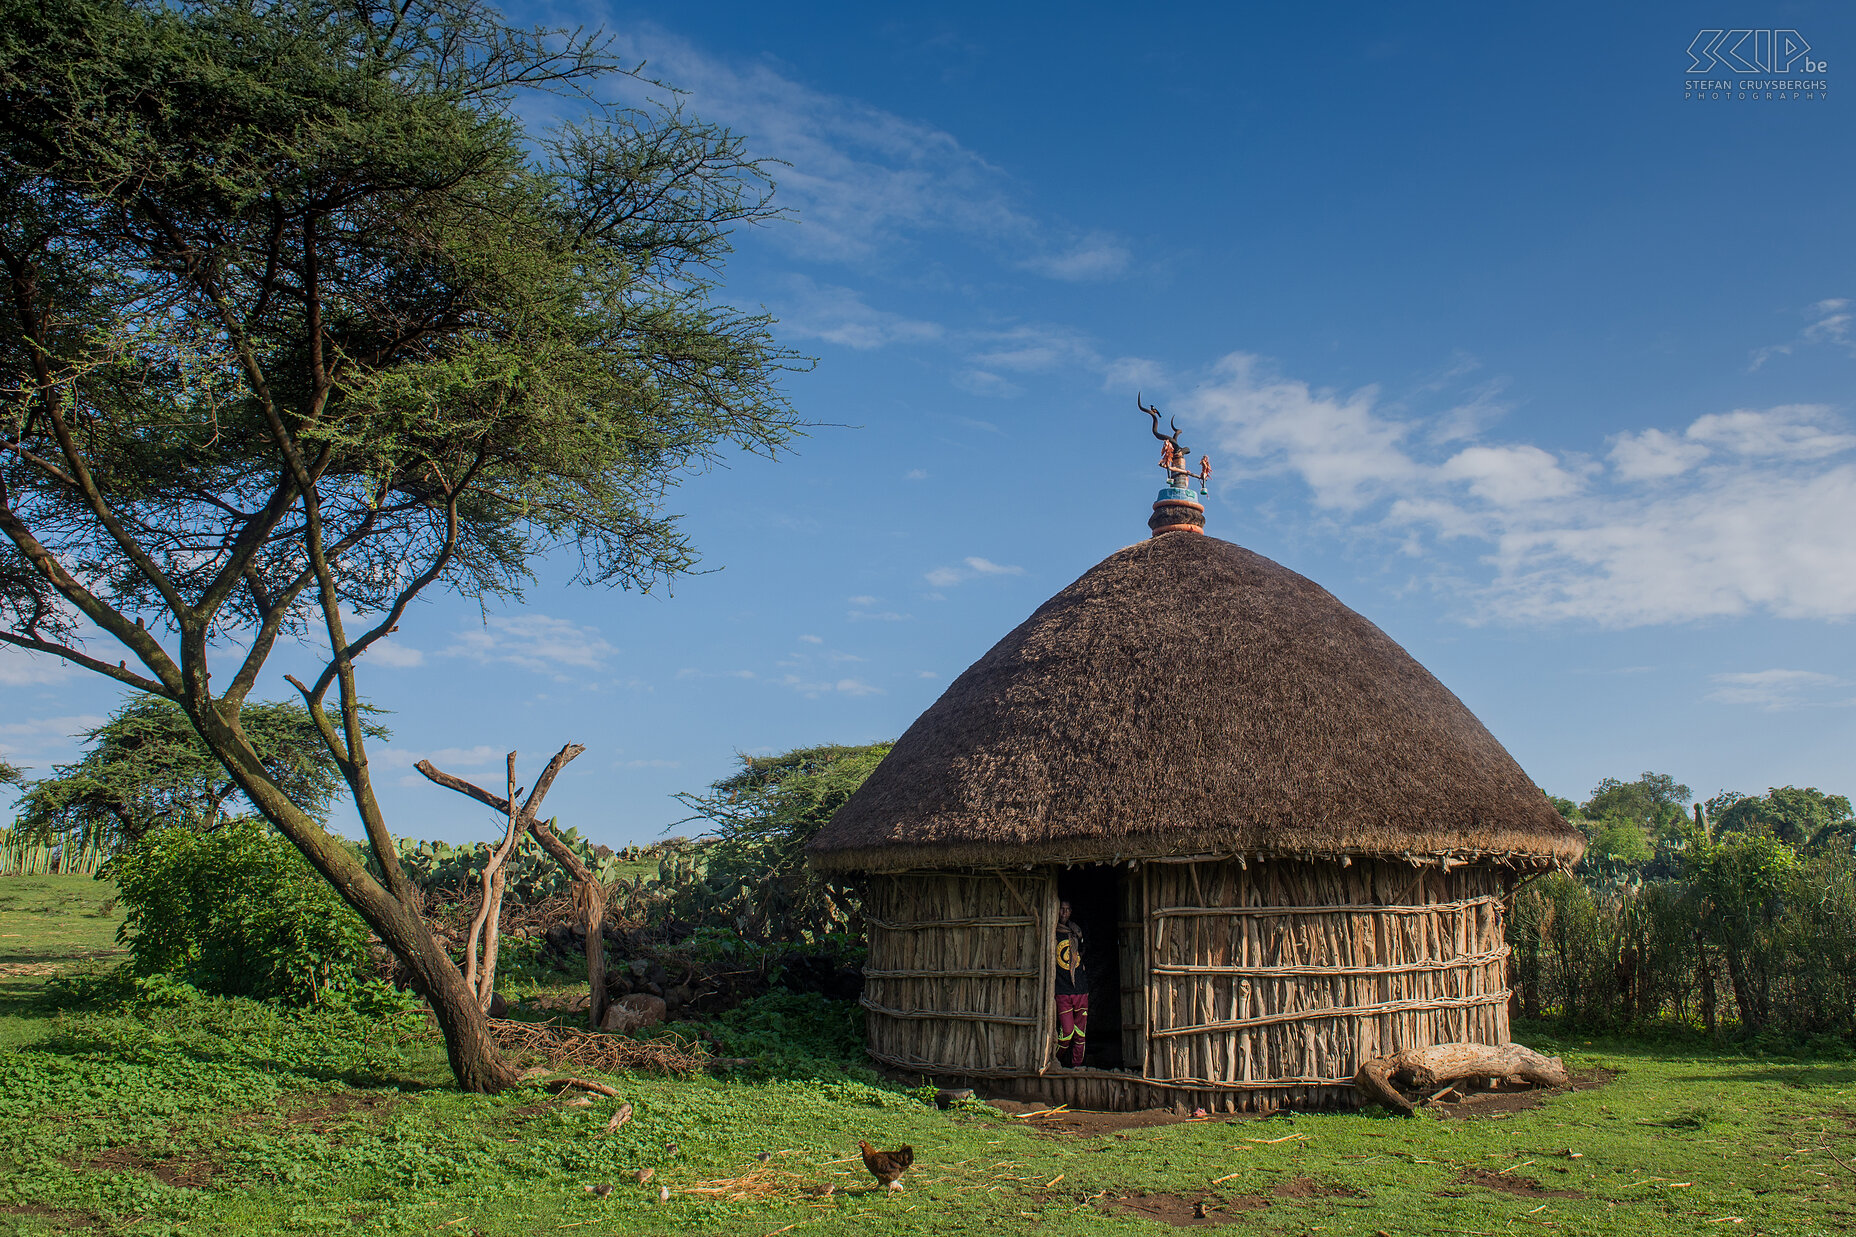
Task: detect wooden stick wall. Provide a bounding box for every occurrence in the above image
[858,857,1512,1113]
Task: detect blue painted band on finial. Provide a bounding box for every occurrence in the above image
[1156,486,1198,502]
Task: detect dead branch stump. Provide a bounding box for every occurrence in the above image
[1354,1041,1570,1115]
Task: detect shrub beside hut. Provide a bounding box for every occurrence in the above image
[807,422,1584,1112]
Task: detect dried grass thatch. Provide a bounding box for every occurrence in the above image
[810,532,1582,873]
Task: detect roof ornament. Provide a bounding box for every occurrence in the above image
[1138,394,1209,538]
[1140,394,1210,493]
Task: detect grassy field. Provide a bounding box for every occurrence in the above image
[2,874,1852,1237]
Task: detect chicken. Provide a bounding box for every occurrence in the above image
[857,1140,914,1191]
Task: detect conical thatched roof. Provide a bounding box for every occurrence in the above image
[809,532,1583,873]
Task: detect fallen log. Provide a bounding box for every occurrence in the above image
[1354,1042,1570,1115]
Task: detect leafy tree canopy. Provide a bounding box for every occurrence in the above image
[0,0,805,1090]
[675,743,891,943]
[1583,772,1691,830]
[1712,786,1854,847]
[11,694,378,847]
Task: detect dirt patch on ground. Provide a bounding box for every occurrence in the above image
[1104,1192,1268,1226]
[1430,1068,1617,1120]
[1273,1176,1364,1199]
[1457,1168,1585,1199]
[286,1089,398,1131]
[83,1145,219,1190]
[989,1099,1240,1136]
[1,1203,100,1229]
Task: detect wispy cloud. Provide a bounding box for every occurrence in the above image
[607,30,1130,280]
[775,674,884,699]
[0,713,107,769]
[443,614,616,675]
[1749,298,1854,370]
[0,647,75,687]
[924,556,1025,589]
[775,276,944,349]
[1706,669,1847,710]
[377,744,502,772]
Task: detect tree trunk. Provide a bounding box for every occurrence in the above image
[477,862,507,1009]
[577,875,608,1029]
[1697,935,1717,1034]
[532,818,607,1028]
[196,713,515,1091]
[1355,1041,1571,1115]
[1723,945,1760,1033]
[411,746,593,1029]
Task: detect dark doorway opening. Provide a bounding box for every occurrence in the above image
[1057,865,1128,1070]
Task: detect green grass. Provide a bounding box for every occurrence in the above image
[0,874,124,966]
[2,885,1853,1236]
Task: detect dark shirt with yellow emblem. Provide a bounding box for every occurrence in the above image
[1054,922,1087,995]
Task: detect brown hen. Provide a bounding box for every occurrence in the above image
[857,1140,914,1191]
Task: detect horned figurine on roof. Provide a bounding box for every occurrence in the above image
[1140,395,1211,493]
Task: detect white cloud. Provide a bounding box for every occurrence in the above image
[1750,298,1854,369]
[848,609,910,622]
[0,713,111,773]
[952,370,1022,399]
[924,556,1025,588]
[1016,233,1131,282]
[904,469,928,480]
[775,674,884,699]
[1686,405,1856,459]
[1186,353,1422,510]
[443,614,615,674]
[1174,349,1856,626]
[1608,428,1710,480]
[607,31,1129,279]
[364,641,425,668]
[776,277,944,350]
[847,595,878,606]
[0,647,75,687]
[1706,669,1845,710]
[376,744,501,771]
[1438,445,1582,505]
[0,714,105,743]
[798,634,824,644]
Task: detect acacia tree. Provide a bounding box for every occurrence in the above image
[12,694,366,848]
[0,0,802,1090]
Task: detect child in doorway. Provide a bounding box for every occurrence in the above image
[1054,900,1088,1068]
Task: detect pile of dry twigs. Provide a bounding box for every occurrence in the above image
[487,1017,708,1075]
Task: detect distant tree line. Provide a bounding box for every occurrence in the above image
[1515,772,1856,1045]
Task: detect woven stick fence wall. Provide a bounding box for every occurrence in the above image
[862,872,1049,1076]
[860,857,1510,1114]
[1143,857,1509,1101]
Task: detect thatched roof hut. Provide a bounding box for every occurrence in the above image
[809,471,1583,1113]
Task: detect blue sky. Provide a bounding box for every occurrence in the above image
[4,3,1853,844]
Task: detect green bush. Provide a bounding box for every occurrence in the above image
[110,820,377,1006]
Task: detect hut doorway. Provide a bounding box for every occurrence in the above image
[1055,865,1134,1071]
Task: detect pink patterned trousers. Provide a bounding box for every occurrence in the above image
[1055,993,1089,1067]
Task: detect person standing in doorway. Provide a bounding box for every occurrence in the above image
[1054,900,1088,1068]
